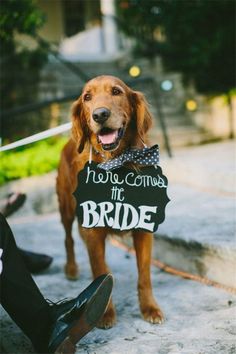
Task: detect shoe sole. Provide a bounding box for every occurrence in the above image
[53,274,113,354]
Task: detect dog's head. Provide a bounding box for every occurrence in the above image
[71,75,152,155]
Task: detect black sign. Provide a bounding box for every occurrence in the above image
[74,162,170,233]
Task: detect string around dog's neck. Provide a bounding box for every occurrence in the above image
[89,144,93,164]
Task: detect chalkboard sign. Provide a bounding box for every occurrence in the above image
[74,162,170,233]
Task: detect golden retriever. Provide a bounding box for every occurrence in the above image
[56,75,164,328]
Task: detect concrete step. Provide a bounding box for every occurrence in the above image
[156,181,236,288]
[118,178,236,288]
[160,140,236,195]
[150,125,215,149]
[154,141,235,288]
[157,141,236,287]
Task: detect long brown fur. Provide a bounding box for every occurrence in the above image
[56,75,164,328]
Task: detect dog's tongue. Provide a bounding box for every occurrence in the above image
[98,130,118,144]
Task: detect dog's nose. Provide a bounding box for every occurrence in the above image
[92,107,111,124]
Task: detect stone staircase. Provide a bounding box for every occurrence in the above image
[39,56,215,149]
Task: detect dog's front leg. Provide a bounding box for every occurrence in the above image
[79,226,116,329]
[132,231,164,324]
[64,217,78,280]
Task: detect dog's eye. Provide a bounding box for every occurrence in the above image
[84,93,92,101]
[112,87,122,96]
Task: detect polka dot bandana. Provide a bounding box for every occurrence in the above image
[98,144,159,171]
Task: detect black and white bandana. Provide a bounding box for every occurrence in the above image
[98,144,159,171]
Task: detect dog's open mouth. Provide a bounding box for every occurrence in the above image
[97,127,124,151]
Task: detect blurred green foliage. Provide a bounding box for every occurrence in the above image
[0,0,49,140]
[0,137,67,185]
[117,0,235,95]
[0,0,45,41]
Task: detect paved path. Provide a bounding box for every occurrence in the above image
[158,141,236,248]
[160,140,236,195]
[1,213,235,354]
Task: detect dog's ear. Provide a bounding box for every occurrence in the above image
[71,96,90,153]
[130,91,153,142]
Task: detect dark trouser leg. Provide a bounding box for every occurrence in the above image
[0,214,52,352]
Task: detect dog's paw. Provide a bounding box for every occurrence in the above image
[96,307,116,329]
[142,306,165,324]
[64,263,79,280]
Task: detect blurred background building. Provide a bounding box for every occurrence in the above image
[0,0,235,149]
[38,0,121,61]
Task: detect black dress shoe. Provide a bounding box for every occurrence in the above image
[50,274,113,321]
[1,192,26,217]
[18,248,53,273]
[47,274,113,353]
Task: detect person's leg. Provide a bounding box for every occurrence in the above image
[0,192,53,274]
[0,213,52,352]
[0,213,114,353]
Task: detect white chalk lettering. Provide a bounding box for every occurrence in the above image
[111,186,125,201]
[85,166,124,185]
[125,172,167,188]
[85,167,96,184]
[136,206,157,232]
[112,202,122,229]
[121,203,139,231]
[157,175,167,188]
[97,202,114,227]
[80,200,99,227]
[85,166,166,188]
[117,188,125,201]
[79,201,157,231]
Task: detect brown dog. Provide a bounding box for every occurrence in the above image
[56,75,164,328]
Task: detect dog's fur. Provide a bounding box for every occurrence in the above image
[57,75,164,328]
